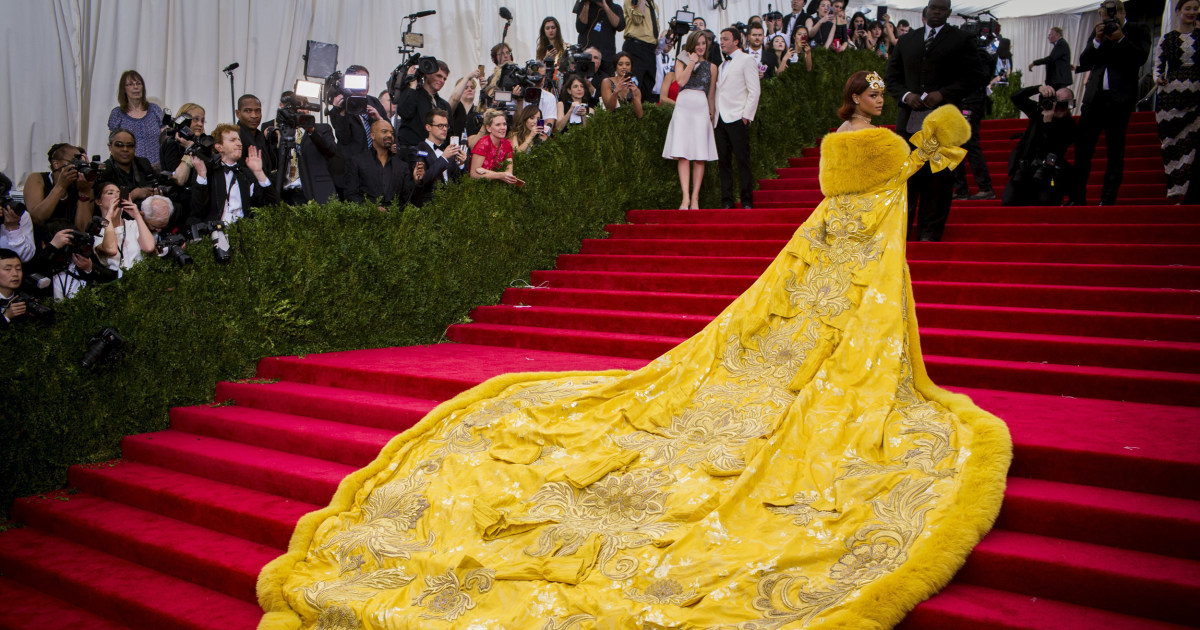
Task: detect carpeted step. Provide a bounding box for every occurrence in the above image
[554,255,1200,289]
[0,528,263,630]
[787,156,1165,171]
[959,387,1200,500]
[11,493,274,603]
[755,197,1181,208]
[214,380,438,432]
[959,529,1200,625]
[999,477,1200,560]
[581,238,1200,265]
[775,166,1170,187]
[500,288,1200,341]
[626,205,1196,224]
[898,582,1192,630]
[254,344,644,400]
[757,178,1167,200]
[120,430,352,506]
[445,323,1200,405]
[170,405,396,468]
[0,577,134,630]
[530,270,1200,314]
[802,143,1163,160]
[68,460,314,550]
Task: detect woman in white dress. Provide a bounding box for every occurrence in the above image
[662,30,719,209]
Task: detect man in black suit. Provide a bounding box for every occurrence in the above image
[236,95,277,175]
[344,120,425,211]
[264,94,341,205]
[189,123,279,226]
[1071,0,1151,206]
[885,0,987,241]
[413,109,467,207]
[395,60,452,150]
[1029,27,1073,89]
[330,66,387,159]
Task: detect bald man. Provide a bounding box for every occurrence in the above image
[344,119,425,210]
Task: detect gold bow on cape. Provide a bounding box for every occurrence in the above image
[909,126,968,173]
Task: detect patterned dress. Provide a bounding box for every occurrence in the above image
[1154,30,1200,199]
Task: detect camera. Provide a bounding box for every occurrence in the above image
[69,154,104,182]
[161,110,198,142]
[0,192,25,217]
[156,233,192,267]
[323,70,371,116]
[565,45,596,77]
[81,326,125,369]
[1101,2,1121,34]
[1032,153,1060,182]
[276,95,318,131]
[386,53,442,105]
[9,292,54,322]
[189,220,227,241]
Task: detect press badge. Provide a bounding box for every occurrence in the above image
[594,22,603,32]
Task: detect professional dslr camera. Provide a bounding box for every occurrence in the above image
[48,215,106,271]
[0,191,26,218]
[1100,1,1122,35]
[81,326,125,369]
[324,70,371,116]
[8,292,54,322]
[1039,94,1071,112]
[573,0,607,12]
[68,154,104,183]
[156,232,192,267]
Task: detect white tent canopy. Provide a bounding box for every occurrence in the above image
[0,1,1150,186]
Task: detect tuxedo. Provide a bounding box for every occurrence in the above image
[344,151,416,207]
[188,161,280,226]
[413,139,465,207]
[886,25,987,241]
[1031,38,1073,89]
[781,12,808,43]
[715,49,761,208]
[1072,21,1152,205]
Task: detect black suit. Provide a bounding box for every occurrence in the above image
[395,88,450,149]
[1072,22,1151,205]
[1031,38,1073,89]
[885,25,987,241]
[296,123,340,204]
[330,95,388,158]
[413,140,466,207]
[344,151,416,207]
[188,161,280,225]
[238,124,277,174]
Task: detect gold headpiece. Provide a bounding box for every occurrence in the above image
[866,71,886,90]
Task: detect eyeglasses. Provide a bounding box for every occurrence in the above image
[428,123,450,129]
[111,141,135,149]
[124,81,143,87]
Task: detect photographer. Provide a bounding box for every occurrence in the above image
[1002,85,1078,206]
[189,123,279,226]
[98,129,158,204]
[622,0,660,103]
[94,182,156,275]
[1029,27,1072,89]
[0,173,34,263]
[345,120,425,211]
[22,144,96,234]
[1,248,27,325]
[1072,0,1151,205]
[330,66,387,158]
[33,226,117,300]
[396,60,452,150]
[575,0,626,76]
[140,195,174,235]
[414,109,467,206]
[160,103,207,173]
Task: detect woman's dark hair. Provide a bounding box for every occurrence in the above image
[997,38,1013,59]
[117,69,146,113]
[490,43,512,66]
[560,74,588,104]
[536,17,566,60]
[511,104,542,145]
[838,70,872,121]
[850,11,867,28]
[613,52,633,68]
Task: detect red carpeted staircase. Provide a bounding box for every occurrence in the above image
[2,112,1198,630]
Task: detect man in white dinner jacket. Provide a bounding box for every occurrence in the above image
[714,27,761,209]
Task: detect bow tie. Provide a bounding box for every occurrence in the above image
[222,163,239,174]
[724,54,733,61]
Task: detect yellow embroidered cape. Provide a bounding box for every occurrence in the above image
[258,105,1011,630]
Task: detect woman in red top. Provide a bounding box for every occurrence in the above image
[471,110,521,185]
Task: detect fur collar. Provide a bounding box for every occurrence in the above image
[818,127,909,197]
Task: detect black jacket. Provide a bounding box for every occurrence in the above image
[413,141,466,206]
[395,88,451,149]
[1077,21,1152,107]
[98,156,155,191]
[885,25,988,137]
[330,95,388,158]
[188,161,280,225]
[296,123,340,204]
[1007,86,1077,176]
[344,151,416,207]
[238,124,277,174]
[1031,38,1073,88]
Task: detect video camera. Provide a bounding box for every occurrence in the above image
[387,53,442,106]
[276,95,319,131]
[668,6,696,47]
[959,11,1001,47]
[565,45,596,77]
[324,70,372,116]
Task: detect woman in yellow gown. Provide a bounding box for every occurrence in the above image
[258,72,1012,630]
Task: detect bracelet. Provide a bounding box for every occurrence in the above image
[77,195,91,202]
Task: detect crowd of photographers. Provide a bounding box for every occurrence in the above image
[0,0,1172,330]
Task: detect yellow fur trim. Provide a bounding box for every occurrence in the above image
[923,104,971,147]
[254,369,632,630]
[819,127,910,197]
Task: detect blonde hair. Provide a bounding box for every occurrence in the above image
[482,109,506,131]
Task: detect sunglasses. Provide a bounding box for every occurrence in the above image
[111,141,135,149]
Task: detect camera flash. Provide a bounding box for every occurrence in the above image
[295,79,322,99]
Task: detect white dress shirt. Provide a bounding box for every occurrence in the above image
[0,210,35,262]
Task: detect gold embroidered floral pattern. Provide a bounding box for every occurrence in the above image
[314,604,360,630]
[616,406,769,473]
[302,568,417,613]
[543,614,596,630]
[766,493,840,527]
[525,469,677,580]
[319,467,434,572]
[412,568,496,621]
[625,578,700,605]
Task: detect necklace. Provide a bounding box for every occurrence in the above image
[852,114,872,124]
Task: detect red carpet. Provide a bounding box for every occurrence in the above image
[2,111,1198,630]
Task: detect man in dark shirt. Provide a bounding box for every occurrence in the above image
[236,95,277,175]
[344,120,425,210]
[1029,27,1073,89]
[395,60,452,149]
[1002,85,1078,206]
[576,0,626,76]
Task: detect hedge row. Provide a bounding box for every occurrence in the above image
[0,49,893,516]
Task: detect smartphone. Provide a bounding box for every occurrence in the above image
[879,5,888,16]
[536,118,544,129]
[119,187,131,202]
[450,136,460,147]
[477,64,485,78]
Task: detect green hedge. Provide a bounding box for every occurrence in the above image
[0,49,889,517]
[987,70,1025,120]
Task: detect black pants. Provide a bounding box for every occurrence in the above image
[1001,161,1074,206]
[715,119,753,207]
[622,38,657,103]
[954,105,993,194]
[1073,93,1134,205]
[907,163,955,241]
